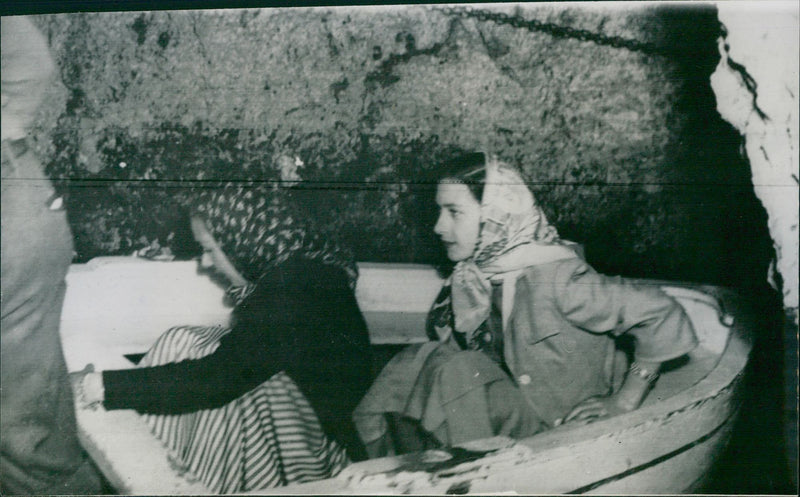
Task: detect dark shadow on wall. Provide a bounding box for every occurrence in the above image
[701,285,794,494]
[643,5,793,494]
[580,4,774,289]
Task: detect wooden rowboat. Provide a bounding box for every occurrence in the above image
[60,257,750,494]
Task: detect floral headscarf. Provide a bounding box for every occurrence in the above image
[184,183,358,300]
[428,158,577,344]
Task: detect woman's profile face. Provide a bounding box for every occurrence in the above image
[434,182,482,262]
[190,216,248,287]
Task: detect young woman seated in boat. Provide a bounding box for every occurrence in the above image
[353,153,699,457]
[70,183,374,492]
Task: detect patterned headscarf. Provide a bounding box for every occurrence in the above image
[471,158,562,267]
[184,183,358,300]
[428,158,577,345]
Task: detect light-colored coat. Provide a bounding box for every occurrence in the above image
[354,256,699,450]
[504,256,699,426]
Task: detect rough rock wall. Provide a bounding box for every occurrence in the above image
[711,1,799,311]
[710,2,799,489]
[26,4,773,286]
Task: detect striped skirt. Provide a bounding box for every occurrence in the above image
[138,325,348,493]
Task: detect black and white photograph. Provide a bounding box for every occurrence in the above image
[1,1,797,494]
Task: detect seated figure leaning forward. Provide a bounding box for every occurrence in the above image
[70,183,374,493]
[353,153,699,457]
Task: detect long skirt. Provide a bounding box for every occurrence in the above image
[138,325,348,493]
[353,341,545,458]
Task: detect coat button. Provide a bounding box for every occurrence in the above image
[518,374,531,386]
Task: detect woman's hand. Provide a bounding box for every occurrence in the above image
[558,394,634,426]
[557,360,662,426]
[69,364,104,410]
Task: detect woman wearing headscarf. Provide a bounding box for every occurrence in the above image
[353,153,698,457]
[71,184,373,492]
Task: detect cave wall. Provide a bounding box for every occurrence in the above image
[710,2,799,489]
[24,3,773,287]
[711,1,799,311]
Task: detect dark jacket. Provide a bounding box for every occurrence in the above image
[102,258,374,460]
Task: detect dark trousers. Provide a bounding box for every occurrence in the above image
[1,142,102,495]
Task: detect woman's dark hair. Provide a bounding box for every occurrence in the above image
[437,152,487,202]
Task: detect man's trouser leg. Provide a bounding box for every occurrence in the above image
[1,144,102,495]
